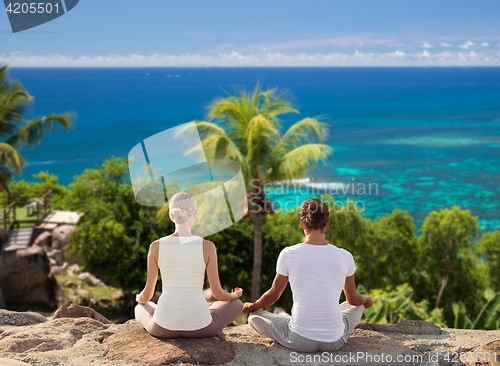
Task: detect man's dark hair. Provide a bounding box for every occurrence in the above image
[299,198,329,231]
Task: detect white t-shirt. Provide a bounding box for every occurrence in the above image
[276,243,356,342]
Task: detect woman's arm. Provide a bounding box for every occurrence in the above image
[242,273,288,314]
[136,240,159,304]
[204,240,243,301]
[343,274,372,307]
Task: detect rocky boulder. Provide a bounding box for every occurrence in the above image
[64,280,78,288]
[0,318,108,353]
[66,263,81,276]
[0,358,30,365]
[0,246,64,306]
[356,320,442,335]
[53,303,113,324]
[103,328,235,365]
[464,338,500,365]
[75,289,91,306]
[51,225,75,251]
[33,232,52,251]
[0,309,46,326]
[78,272,105,287]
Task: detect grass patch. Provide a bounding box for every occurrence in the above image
[56,274,120,299]
[13,206,38,228]
[55,274,124,322]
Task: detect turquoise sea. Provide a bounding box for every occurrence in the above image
[8,67,500,231]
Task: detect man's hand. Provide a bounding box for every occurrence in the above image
[242,302,255,314]
[364,295,373,308]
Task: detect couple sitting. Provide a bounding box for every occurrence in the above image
[135,192,372,352]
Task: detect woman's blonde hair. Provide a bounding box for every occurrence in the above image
[168,192,197,225]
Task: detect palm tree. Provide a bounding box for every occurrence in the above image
[197,85,333,300]
[0,65,73,197]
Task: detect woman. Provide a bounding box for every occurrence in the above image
[243,198,372,352]
[135,192,244,338]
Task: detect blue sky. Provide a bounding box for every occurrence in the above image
[1,0,500,66]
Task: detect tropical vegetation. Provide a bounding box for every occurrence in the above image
[5,162,500,327]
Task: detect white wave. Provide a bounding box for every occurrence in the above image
[270,177,344,191]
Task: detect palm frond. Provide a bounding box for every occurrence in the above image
[6,112,74,148]
[0,142,25,174]
[259,87,299,121]
[274,117,328,152]
[265,143,333,182]
[178,121,252,183]
[0,65,10,92]
[0,84,32,137]
[244,115,280,172]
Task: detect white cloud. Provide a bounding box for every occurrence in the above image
[211,35,397,53]
[481,42,490,47]
[440,43,453,48]
[387,51,405,57]
[421,42,433,48]
[459,41,476,49]
[1,50,499,67]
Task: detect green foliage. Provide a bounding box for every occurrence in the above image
[452,289,500,330]
[205,218,254,296]
[359,283,446,327]
[473,292,500,330]
[416,206,483,323]
[3,171,67,206]
[9,160,500,328]
[452,302,473,329]
[478,231,500,292]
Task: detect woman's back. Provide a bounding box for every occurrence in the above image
[277,243,356,342]
[152,235,212,331]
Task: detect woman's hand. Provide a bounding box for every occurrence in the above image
[242,302,255,314]
[230,287,243,300]
[363,295,373,308]
[135,292,147,305]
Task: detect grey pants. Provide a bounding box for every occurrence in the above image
[248,301,364,352]
[135,299,243,338]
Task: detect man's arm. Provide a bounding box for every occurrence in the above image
[242,273,288,314]
[344,274,372,307]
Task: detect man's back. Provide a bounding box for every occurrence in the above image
[276,243,356,342]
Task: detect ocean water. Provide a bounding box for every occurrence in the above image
[7,67,500,232]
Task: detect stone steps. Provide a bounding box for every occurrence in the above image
[6,227,34,249]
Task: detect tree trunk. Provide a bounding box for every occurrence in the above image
[251,216,263,301]
[435,273,449,309]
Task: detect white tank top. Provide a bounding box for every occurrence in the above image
[152,235,212,330]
